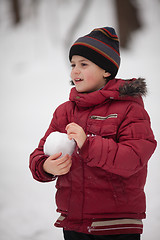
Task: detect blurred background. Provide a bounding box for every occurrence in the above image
[0,0,159,239]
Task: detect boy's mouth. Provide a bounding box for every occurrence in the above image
[74,78,83,83]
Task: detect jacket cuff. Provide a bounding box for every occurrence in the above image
[37,157,57,181]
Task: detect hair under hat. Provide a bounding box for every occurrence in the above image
[69,27,120,80]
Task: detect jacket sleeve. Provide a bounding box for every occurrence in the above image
[79,102,157,178]
[29,102,69,182]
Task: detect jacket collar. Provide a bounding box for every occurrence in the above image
[69,78,145,108]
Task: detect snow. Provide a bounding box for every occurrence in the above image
[0,0,160,239]
[44,132,76,157]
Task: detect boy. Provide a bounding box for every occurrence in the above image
[29,27,157,240]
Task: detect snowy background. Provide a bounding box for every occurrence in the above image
[0,0,160,239]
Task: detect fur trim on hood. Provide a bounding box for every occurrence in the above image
[119,78,147,97]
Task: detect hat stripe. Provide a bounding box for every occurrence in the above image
[102,28,119,40]
[73,42,119,69]
[74,36,120,67]
[87,36,120,56]
[93,28,119,41]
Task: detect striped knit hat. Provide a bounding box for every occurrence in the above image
[69,27,120,79]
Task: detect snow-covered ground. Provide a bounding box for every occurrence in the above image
[0,0,160,239]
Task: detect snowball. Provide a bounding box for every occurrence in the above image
[44,131,76,157]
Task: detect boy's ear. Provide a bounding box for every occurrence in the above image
[103,71,111,78]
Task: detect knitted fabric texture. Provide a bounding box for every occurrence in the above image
[69,27,121,79]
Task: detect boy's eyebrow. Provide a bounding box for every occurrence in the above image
[79,59,87,62]
[71,59,88,63]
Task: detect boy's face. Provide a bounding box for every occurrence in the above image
[70,55,110,93]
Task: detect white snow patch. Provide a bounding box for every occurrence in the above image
[44,132,76,157]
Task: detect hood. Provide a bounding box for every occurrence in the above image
[70,78,147,108]
[118,78,147,97]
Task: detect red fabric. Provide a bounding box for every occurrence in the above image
[29,78,156,234]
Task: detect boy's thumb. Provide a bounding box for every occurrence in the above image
[50,152,62,160]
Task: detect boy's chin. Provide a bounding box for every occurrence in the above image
[75,87,89,93]
[75,87,95,93]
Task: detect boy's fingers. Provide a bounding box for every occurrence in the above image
[66,122,74,129]
[68,133,76,140]
[49,153,70,163]
[58,160,72,175]
[59,158,72,170]
[49,152,62,160]
[66,122,78,131]
[56,154,71,165]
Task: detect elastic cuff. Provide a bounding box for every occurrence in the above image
[38,158,57,181]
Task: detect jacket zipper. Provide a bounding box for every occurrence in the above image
[90,114,118,120]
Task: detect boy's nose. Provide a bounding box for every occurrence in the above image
[73,66,80,74]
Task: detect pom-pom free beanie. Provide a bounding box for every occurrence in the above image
[69,27,120,79]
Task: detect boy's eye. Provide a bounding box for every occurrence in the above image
[71,64,75,68]
[81,63,87,66]
[70,62,88,68]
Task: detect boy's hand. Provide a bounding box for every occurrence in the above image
[43,152,72,176]
[65,122,87,149]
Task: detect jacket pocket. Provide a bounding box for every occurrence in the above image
[87,122,117,137]
[87,113,118,140]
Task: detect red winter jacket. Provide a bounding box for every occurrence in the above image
[29,78,156,235]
